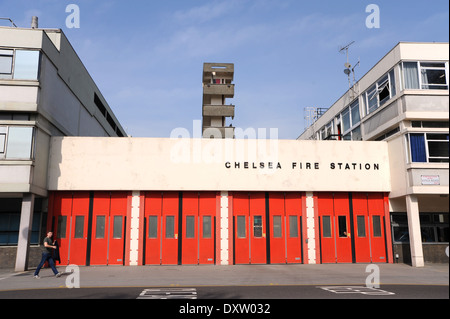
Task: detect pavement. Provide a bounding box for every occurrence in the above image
[0,263,448,292]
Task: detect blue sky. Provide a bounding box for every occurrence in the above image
[1,0,449,138]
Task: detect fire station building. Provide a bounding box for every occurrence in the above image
[0,24,448,271]
[45,137,392,267]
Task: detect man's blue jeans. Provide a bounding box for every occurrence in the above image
[34,252,58,276]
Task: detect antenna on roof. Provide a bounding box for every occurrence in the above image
[339,41,360,96]
[339,41,355,88]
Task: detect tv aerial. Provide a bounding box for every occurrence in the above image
[339,41,360,89]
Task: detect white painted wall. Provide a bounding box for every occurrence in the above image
[48,137,391,192]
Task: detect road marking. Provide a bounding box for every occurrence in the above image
[137,288,197,299]
[319,286,395,296]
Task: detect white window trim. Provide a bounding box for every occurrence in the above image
[364,68,396,115]
[339,100,361,140]
[401,61,449,90]
[406,132,449,163]
[419,61,449,90]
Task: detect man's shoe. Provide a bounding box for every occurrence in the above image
[55,273,61,278]
[33,275,40,279]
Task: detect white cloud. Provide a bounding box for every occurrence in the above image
[172,0,241,25]
[153,23,271,59]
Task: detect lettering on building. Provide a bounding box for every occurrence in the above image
[224,161,380,171]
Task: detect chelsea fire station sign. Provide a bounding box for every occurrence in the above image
[48,137,391,192]
[225,161,381,171]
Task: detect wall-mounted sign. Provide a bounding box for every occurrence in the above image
[421,175,440,185]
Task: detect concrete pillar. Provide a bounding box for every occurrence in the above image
[129,191,141,266]
[15,193,35,272]
[406,195,424,267]
[305,192,316,264]
[219,191,229,265]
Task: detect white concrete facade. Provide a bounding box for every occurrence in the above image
[298,42,449,267]
[47,137,391,193]
[0,26,126,271]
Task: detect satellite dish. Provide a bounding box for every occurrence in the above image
[344,68,351,75]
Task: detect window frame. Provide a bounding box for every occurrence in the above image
[419,62,448,90]
[364,68,397,115]
[340,100,362,141]
[0,49,41,81]
[391,212,449,244]
[401,61,449,91]
[406,132,449,163]
[0,49,14,79]
[0,126,36,160]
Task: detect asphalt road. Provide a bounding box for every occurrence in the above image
[0,284,447,299]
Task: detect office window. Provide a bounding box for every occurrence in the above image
[0,133,6,153]
[340,100,361,141]
[391,213,449,243]
[351,101,361,126]
[0,198,43,246]
[364,70,396,115]
[5,126,34,159]
[13,50,40,80]
[0,212,20,245]
[0,49,13,79]
[378,75,390,106]
[402,61,448,90]
[389,69,396,97]
[412,121,449,129]
[420,62,448,90]
[402,62,419,89]
[320,121,334,140]
[342,109,351,133]
[366,84,379,114]
[407,133,449,163]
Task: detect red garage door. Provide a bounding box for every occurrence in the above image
[50,192,128,266]
[182,192,216,265]
[144,192,179,265]
[233,193,267,264]
[268,193,303,264]
[90,192,128,265]
[318,192,389,264]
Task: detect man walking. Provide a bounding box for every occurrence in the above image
[34,231,61,278]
